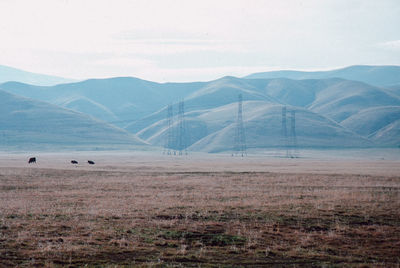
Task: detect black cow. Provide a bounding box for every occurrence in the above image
[28,157,36,164]
[71,160,78,164]
[87,160,95,165]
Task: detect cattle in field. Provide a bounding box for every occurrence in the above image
[71,160,78,164]
[88,160,95,165]
[28,157,36,164]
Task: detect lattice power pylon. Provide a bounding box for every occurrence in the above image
[234,94,247,156]
[177,100,187,155]
[289,110,298,158]
[281,107,299,158]
[164,104,174,155]
[281,106,289,157]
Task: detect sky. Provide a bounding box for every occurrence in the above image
[0,0,399,82]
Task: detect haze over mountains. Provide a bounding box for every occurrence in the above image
[245,65,400,87]
[0,65,76,86]
[0,78,205,127]
[1,65,399,152]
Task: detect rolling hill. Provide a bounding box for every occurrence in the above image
[1,65,399,151]
[0,78,205,126]
[341,106,400,147]
[387,85,400,98]
[341,106,400,136]
[136,101,372,152]
[0,89,147,150]
[370,120,400,147]
[0,65,75,86]
[244,65,400,87]
[306,80,400,122]
[125,76,277,133]
[126,77,400,135]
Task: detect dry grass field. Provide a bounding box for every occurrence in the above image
[0,152,400,267]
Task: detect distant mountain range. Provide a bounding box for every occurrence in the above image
[139,101,372,153]
[244,65,400,87]
[129,76,399,150]
[0,78,205,127]
[0,65,399,151]
[0,65,76,86]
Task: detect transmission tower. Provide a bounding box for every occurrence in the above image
[177,100,187,155]
[234,94,246,156]
[163,104,174,155]
[281,106,289,157]
[289,110,298,158]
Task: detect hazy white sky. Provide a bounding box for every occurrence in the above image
[0,0,399,82]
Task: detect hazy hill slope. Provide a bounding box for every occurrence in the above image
[209,77,399,122]
[186,76,277,104]
[0,78,205,126]
[0,90,147,148]
[189,103,372,152]
[249,78,341,107]
[250,78,400,123]
[307,80,400,122]
[387,85,400,98]
[137,101,271,148]
[125,76,277,133]
[370,120,400,147]
[2,75,398,128]
[135,101,372,152]
[1,72,399,149]
[126,77,400,134]
[181,76,278,112]
[341,106,400,137]
[245,65,400,87]
[0,65,75,86]
[55,96,120,123]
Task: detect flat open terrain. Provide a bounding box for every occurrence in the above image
[0,151,400,267]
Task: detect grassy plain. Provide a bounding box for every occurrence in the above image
[0,151,399,267]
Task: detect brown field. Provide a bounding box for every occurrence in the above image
[0,152,400,267]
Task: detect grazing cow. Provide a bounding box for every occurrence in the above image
[87,160,95,165]
[28,157,36,164]
[71,160,78,164]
